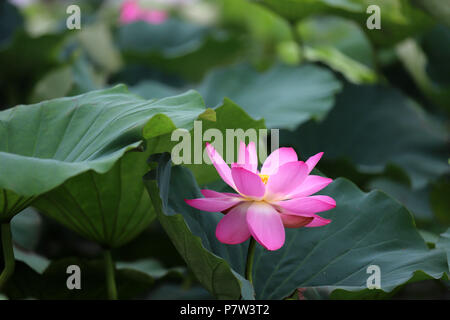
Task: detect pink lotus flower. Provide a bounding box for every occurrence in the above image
[185,142,336,251]
[120,0,168,25]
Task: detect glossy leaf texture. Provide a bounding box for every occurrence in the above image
[0,85,207,222]
[144,154,448,299]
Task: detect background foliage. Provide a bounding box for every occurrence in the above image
[0,0,448,299]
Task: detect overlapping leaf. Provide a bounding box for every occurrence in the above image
[116,19,244,82]
[3,256,184,300]
[260,0,434,46]
[280,83,449,189]
[32,149,156,248]
[297,15,376,83]
[133,63,342,130]
[144,154,448,299]
[198,63,341,129]
[0,85,207,223]
[145,98,266,186]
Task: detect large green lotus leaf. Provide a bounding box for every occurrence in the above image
[144,154,448,299]
[297,15,376,83]
[31,148,155,248]
[197,63,342,129]
[260,0,433,46]
[0,85,207,222]
[280,83,449,189]
[368,178,433,224]
[131,81,182,100]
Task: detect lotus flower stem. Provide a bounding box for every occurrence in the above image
[103,249,118,300]
[245,237,256,286]
[0,223,15,291]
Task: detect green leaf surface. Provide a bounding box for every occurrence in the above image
[437,228,450,271]
[130,63,342,131]
[222,0,294,66]
[144,153,249,299]
[117,19,244,82]
[197,63,342,129]
[430,177,450,226]
[145,98,266,186]
[145,154,448,299]
[259,0,364,21]
[368,178,433,223]
[32,149,156,248]
[116,258,186,279]
[280,83,449,189]
[260,0,434,46]
[0,85,207,222]
[118,19,209,58]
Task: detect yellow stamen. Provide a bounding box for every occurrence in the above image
[259,174,269,185]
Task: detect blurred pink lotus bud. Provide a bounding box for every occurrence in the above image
[141,10,168,24]
[120,0,168,25]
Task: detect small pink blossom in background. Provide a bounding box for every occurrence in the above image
[185,141,336,251]
[120,0,168,25]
